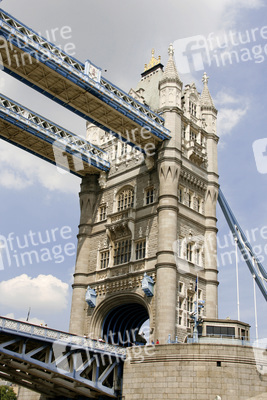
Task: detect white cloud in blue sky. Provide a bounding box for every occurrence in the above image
[0,274,69,313]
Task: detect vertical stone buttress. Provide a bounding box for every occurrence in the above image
[201,73,219,318]
[155,45,183,342]
[69,175,100,334]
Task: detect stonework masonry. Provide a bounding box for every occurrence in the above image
[123,344,267,400]
[69,45,220,345]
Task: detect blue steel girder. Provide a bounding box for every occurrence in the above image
[0,93,110,176]
[0,8,171,152]
[0,316,126,399]
[218,189,267,302]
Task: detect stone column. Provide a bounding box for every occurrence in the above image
[155,154,180,343]
[204,134,219,318]
[69,175,100,334]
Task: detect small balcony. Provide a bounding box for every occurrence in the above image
[182,139,207,167]
[106,208,135,240]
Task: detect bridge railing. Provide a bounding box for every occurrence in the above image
[0,93,110,171]
[0,316,127,358]
[0,8,170,136]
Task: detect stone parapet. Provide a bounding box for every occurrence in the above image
[123,343,267,400]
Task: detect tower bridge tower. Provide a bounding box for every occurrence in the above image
[69,45,219,344]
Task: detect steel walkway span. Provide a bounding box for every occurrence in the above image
[0,316,126,399]
[0,93,110,177]
[0,8,170,152]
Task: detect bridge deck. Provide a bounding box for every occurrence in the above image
[0,316,126,399]
[0,8,170,152]
[0,93,110,176]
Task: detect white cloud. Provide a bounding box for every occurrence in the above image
[217,107,248,136]
[0,274,69,314]
[215,91,240,106]
[0,141,80,194]
[214,90,249,136]
[0,169,32,190]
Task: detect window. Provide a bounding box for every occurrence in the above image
[182,124,186,139]
[178,316,182,325]
[100,251,109,269]
[195,248,200,265]
[177,238,183,258]
[178,298,184,309]
[196,198,201,212]
[190,130,196,141]
[99,204,107,221]
[178,187,183,203]
[189,101,196,117]
[206,326,235,337]
[145,187,155,205]
[114,239,131,266]
[135,240,146,260]
[121,142,127,156]
[188,193,192,208]
[117,188,134,211]
[186,243,193,262]
[187,296,193,312]
[178,281,183,293]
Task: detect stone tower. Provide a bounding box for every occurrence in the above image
[69,45,219,344]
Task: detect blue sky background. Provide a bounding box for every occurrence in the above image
[0,0,266,340]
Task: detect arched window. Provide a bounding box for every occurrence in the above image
[117,188,134,211]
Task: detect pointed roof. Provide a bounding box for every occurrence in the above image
[144,48,162,72]
[160,43,182,86]
[201,72,217,111]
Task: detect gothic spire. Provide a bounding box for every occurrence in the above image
[160,43,182,86]
[201,72,216,110]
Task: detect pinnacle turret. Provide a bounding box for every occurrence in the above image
[201,72,217,111]
[160,43,182,86]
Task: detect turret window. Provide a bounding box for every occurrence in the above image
[189,101,197,117]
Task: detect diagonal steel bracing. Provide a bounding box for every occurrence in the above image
[0,316,126,399]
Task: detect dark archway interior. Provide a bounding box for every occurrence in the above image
[101,303,149,346]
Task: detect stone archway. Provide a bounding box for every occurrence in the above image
[90,293,150,346]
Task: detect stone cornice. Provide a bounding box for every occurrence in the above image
[180,169,207,192]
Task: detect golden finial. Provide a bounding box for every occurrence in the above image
[144,48,161,72]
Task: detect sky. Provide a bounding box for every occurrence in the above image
[0,0,266,341]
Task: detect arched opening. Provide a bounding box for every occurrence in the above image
[101,303,149,346]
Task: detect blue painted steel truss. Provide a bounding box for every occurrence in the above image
[0,8,170,150]
[218,189,267,301]
[0,317,126,399]
[0,93,110,176]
